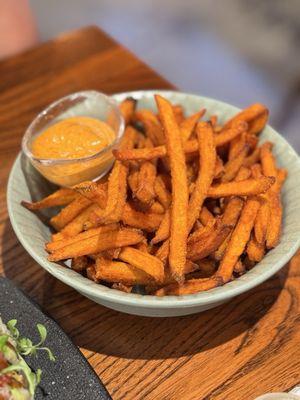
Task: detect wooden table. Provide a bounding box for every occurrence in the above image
[1,26,300,400]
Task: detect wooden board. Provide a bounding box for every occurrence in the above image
[0,26,299,400]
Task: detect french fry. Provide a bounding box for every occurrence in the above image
[235,166,251,181]
[224,103,269,135]
[46,223,119,252]
[221,146,249,182]
[50,196,91,231]
[128,170,139,194]
[242,147,260,167]
[233,260,246,275]
[71,256,89,272]
[119,247,165,283]
[214,156,225,179]
[120,97,137,124]
[188,217,216,244]
[122,203,163,231]
[73,181,107,208]
[188,219,232,261]
[151,209,171,244]
[172,104,185,124]
[47,228,144,261]
[209,115,218,127]
[134,109,160,125]
[113,121,247,162]
[260,142,282,248]
[246,234,265,262]
[154,175,171,209]
[228,132,246,161]
[135,154,157,206]
[251,164,269,244]
[111,283,133,293]
[155,239,169,264]
[188,122,216,232]
[21,188,78,210]
[199,206,214,225]
[148,201,165,214]
[94,258,154,285]
[98,126,136,223]
[180,109,206,142]
[216,197,260,283]
[142,119,165,146]
[155,276,222,296]
[208,176,275,198]
[214,234,230,261]
[156,94,188,282]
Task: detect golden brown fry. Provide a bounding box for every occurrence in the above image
[242,147,261,167]
[135,161,157,206]
[214,156,225,179]
[199,206,214,225]
[119,97,137,124]
[151,209,171,244]
[214,234,230,261]
[94,258,154,285]
[209,115,218,127]
[246,235,265,262]
[188,121,216,232]
[251,164,269,245]
[216,197,260,283]
[113,121,246,162]
[143,119,165,146]
[224,103,269,135]
[111,283,133,293]
[154,175,171,209]
[260,142,282,248]
[128,170,139,194]
[172,104,185,124]
[233,260,246,275]
[73,181,107,208]
[47,228,144,261]
[228,132,246,161]
[188,219,232,261]
[21,188,77,210]
[46,223,119,252]
[99,126,136,223]
[71,256,89,272]
[54,203,100,239]
[122,203,163,231]
[235,166,251,181]
[277,168,288,188]
[156,94,188,282]
[148,201,165,214]
[221,146,249,183]
[180,109,206,142]
[50,196,91,231]
[119,246,165,283]
[208,176,275,198]
[155,276,222,296]
[222,197,244,226]
[155,240,169,264]
[134,109,159,125]
[188,217,216,244]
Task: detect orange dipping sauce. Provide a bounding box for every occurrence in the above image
[31,116,116,186]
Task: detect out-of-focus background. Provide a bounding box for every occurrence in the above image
[1,0,300,150]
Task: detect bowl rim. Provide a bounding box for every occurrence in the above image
[7,89,300,309]
[21,90,125,165]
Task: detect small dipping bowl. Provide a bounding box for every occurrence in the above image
[22,90,125,187]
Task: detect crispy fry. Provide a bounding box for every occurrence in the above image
[98,126,136,223]
[21,188,77,210]
[242,147,260,167]
[246,235,265,262]
[156,94,188,282]
[155,276,222,296]
[128,170,139,194]
[228,132,246,161]
[180,109,206,142]
[94,258,154,285]
[73,181,107,208]
[221,146,249,182]
[71,256,89,272]
[224,103,269,135]
[216,197,260,283]
[188,219,232,261]
[260,142,282,248]
[188,217,216,244]
[208,176,275,198]
[235,166,251,181]
[151,209,171,244]
[113,122,246,162]
[148,201,165,214]
[155,240,169,264]
[214,234,230,261]
[48,228,144,261]
[214,156,225,179]
[134,109,159,125]
[199,206,214,225]
[172,104,184,124]
[122,203,163,231]
[46,223,119,252]
[120,97,137,124]
[50,196,91,231]
[143,119,165,146]
[154,175,171,209]
[234,260,246,275]
[188,122,216,232]
[119,247,165,282]
[135,160,157,206]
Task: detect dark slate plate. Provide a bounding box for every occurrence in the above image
[0,277,112,400]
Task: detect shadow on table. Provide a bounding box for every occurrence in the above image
[1,218,290,360]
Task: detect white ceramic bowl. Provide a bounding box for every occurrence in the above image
[7,90,300,317]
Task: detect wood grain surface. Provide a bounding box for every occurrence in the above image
[0,26,300,400]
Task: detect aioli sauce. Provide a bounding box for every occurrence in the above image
[31,116,116,186]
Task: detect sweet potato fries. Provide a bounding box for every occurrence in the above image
[22,96,286,296]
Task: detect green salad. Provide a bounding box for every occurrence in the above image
[0,318,55,400]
